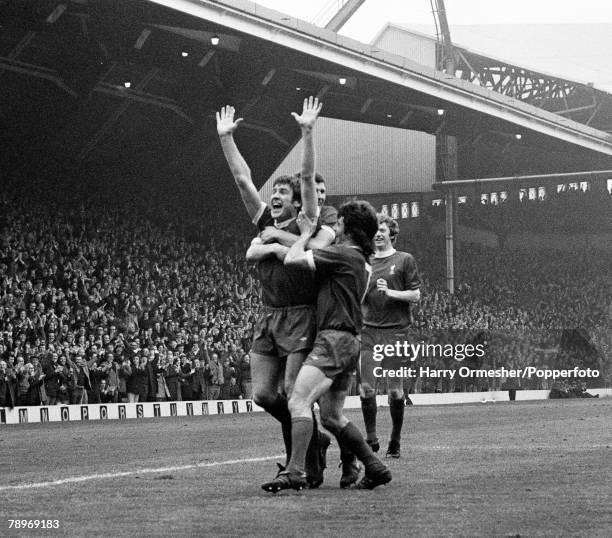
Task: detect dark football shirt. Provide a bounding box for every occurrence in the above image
[255,204,337,307]
[363,250,421,328]
[310,244,372,334]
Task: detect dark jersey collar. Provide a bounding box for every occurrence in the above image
[274,216,296,229]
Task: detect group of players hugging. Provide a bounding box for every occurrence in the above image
[216,96,421,492]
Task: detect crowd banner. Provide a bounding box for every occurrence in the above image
[1,389,610,425]
[0,399,258,425]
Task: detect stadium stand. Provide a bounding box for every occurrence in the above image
[1,177,610,407]
[0,180,258,407]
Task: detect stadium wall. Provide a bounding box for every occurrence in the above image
[2,389,610,425]
[259,118,436,199]
[370,24,437,68]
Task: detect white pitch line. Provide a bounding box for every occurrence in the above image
[0,455,284,492]
[2,444,609,492]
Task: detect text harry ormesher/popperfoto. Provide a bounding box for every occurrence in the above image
[372,366,600,379]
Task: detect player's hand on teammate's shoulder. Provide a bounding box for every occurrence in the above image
[296,211,317,237]
[259,226,278,244]
[215,105,243,137]
[291,96,322,132]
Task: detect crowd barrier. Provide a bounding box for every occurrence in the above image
[1,389,610,425]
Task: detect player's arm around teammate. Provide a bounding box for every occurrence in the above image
[258,176,336,250]
[245,237,289,263]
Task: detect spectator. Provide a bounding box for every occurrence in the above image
[221,376,243,400]
[126,355,149,403]
[71,355,92,404]
[237,353,252,400]
[16,362,46,406]
[206,352,223,401]
[0,360,17,407]
[191,358,207,401]
[99,379,115,403]
[43,351,65,405]
[117,357,131,403]
[179,354,195,401]
[164,358,182,401]
[153,353,171,401]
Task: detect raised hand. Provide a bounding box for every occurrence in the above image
[216,106,243,137]
[291,96,322,132]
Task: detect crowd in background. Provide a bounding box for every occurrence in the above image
[1,181,610,406]
[429,185,612,235]
[0,184,256,407]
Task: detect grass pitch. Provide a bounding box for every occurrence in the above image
[1,398,611,537]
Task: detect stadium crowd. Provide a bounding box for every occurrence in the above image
[409,235,612,391]
[1,181,610,406]
[0,185,255,407]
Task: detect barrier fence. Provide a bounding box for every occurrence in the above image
[1,389,610,425]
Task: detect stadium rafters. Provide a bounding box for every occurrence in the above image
[431,31,612,134]
[151,0,612,157]
[0,0,610,200]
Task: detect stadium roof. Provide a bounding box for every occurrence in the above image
[369,23,612,138]
[1,0,610,199]
[399,23,612,93]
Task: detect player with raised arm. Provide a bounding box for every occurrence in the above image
[262,192,391,491]
[216,97,334,487]
[359,215,421,458]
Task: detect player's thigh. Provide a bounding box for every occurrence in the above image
[250,352,282,397]
[289,364,333,417]
[359,331,378,394]
[284,351,307,398]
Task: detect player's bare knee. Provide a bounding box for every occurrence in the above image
[320,413,342,434]
[360,384,376,399]
[287,394,309,418]
[388,389,404,402]
[252,390,276,409]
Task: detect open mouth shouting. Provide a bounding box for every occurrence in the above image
[270,198,284,217]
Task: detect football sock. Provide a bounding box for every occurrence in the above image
[261,394,292,464]
[340,449,356,464]
[389,397,405,442]
[338,421,378,471]
[360,396,378,441]
[322,422,355,464]
[304,409,320,470]
[287,417,314,474]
